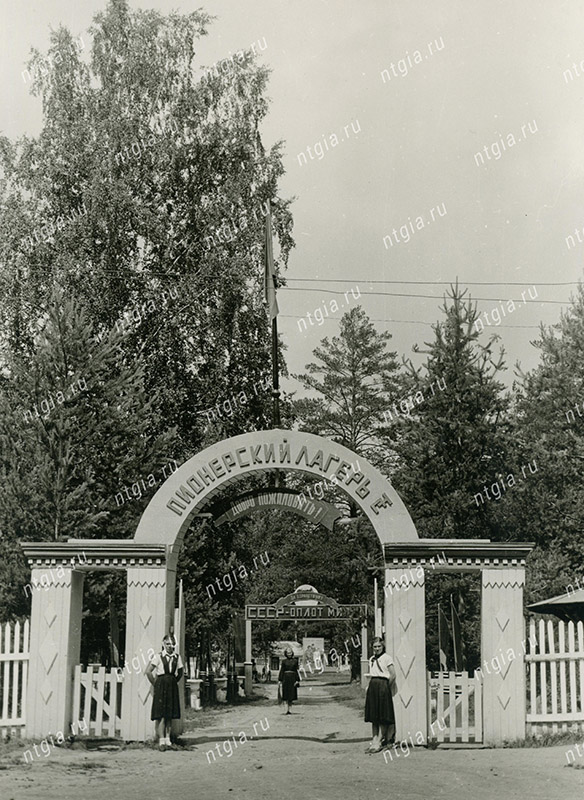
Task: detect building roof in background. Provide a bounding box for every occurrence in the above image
[270,641,303,657]
[527,588,584,623]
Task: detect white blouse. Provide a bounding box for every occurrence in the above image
[149,652,184,676]
[369,651,394,679]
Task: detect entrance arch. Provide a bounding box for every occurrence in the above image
[134,429,419,547]
[20,428,533,746]
[122,429,418,739]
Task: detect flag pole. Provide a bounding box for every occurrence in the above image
[438,603,442,673]
[272,315,281,428]
[264,199,281,429]
[451,595,458,671]
[451,593,465,672]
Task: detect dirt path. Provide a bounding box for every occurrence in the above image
[1,676,583,800]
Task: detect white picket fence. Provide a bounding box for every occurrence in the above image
[525,618,584,735]
[0,620,30,738]
[72,665,123,737]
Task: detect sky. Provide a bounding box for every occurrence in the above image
[3,0,584,392]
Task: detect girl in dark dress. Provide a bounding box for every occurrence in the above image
[278,647,300,714]
[146,635,184,750]
[364,636,396,753]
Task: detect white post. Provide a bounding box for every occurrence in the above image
[244,619,253,695]
[26,568,84,738]
[481,567,526,744]
[385,565,427,743]
[360,621,369,688]
[122,565,175,741]
[374,576,383,637]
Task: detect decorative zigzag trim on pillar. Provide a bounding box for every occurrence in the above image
[127,578,167,588]
[482,577,525,589]
[21,541,168,570]
[31,571,73,588]
[385,567,425,590]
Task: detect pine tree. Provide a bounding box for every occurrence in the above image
[294,306,403,469]
[0,288,175,621]
[383,286,514,671]
[390,285,512,541]
[511,284,584,601]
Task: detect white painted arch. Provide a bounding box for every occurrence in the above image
[134,429,418,547]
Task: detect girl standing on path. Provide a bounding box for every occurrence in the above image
[364,636,396,753]
[278,647,300,714]
[146,634,184,750]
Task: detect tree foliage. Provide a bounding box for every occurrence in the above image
[511,285,584,600]
[390,286,512,541]
[0,289,174,622]
[294,305,402,472]
[0,0,293,457]
[0,0,294,657]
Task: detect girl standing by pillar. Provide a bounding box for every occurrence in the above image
[146,635,184,750]
[364,636,396,753]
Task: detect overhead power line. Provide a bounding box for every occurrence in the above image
[286,278,580,287]
[279,315,540,330]
[280,286,567,305]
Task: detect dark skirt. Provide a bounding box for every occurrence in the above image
[281,671,298,703]
[364,677,394,724]
[151,673,181,721]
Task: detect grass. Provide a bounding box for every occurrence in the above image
[499,731,584,748]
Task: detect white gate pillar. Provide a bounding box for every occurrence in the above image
[384,565,427,742]
[25,566,84,738]
[122,563,176,741]
[481,567,526,744]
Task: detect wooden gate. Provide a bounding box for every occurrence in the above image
[72,665,123,737]
[427,671,483,743]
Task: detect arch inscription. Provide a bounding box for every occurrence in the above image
[134,429,418,546]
